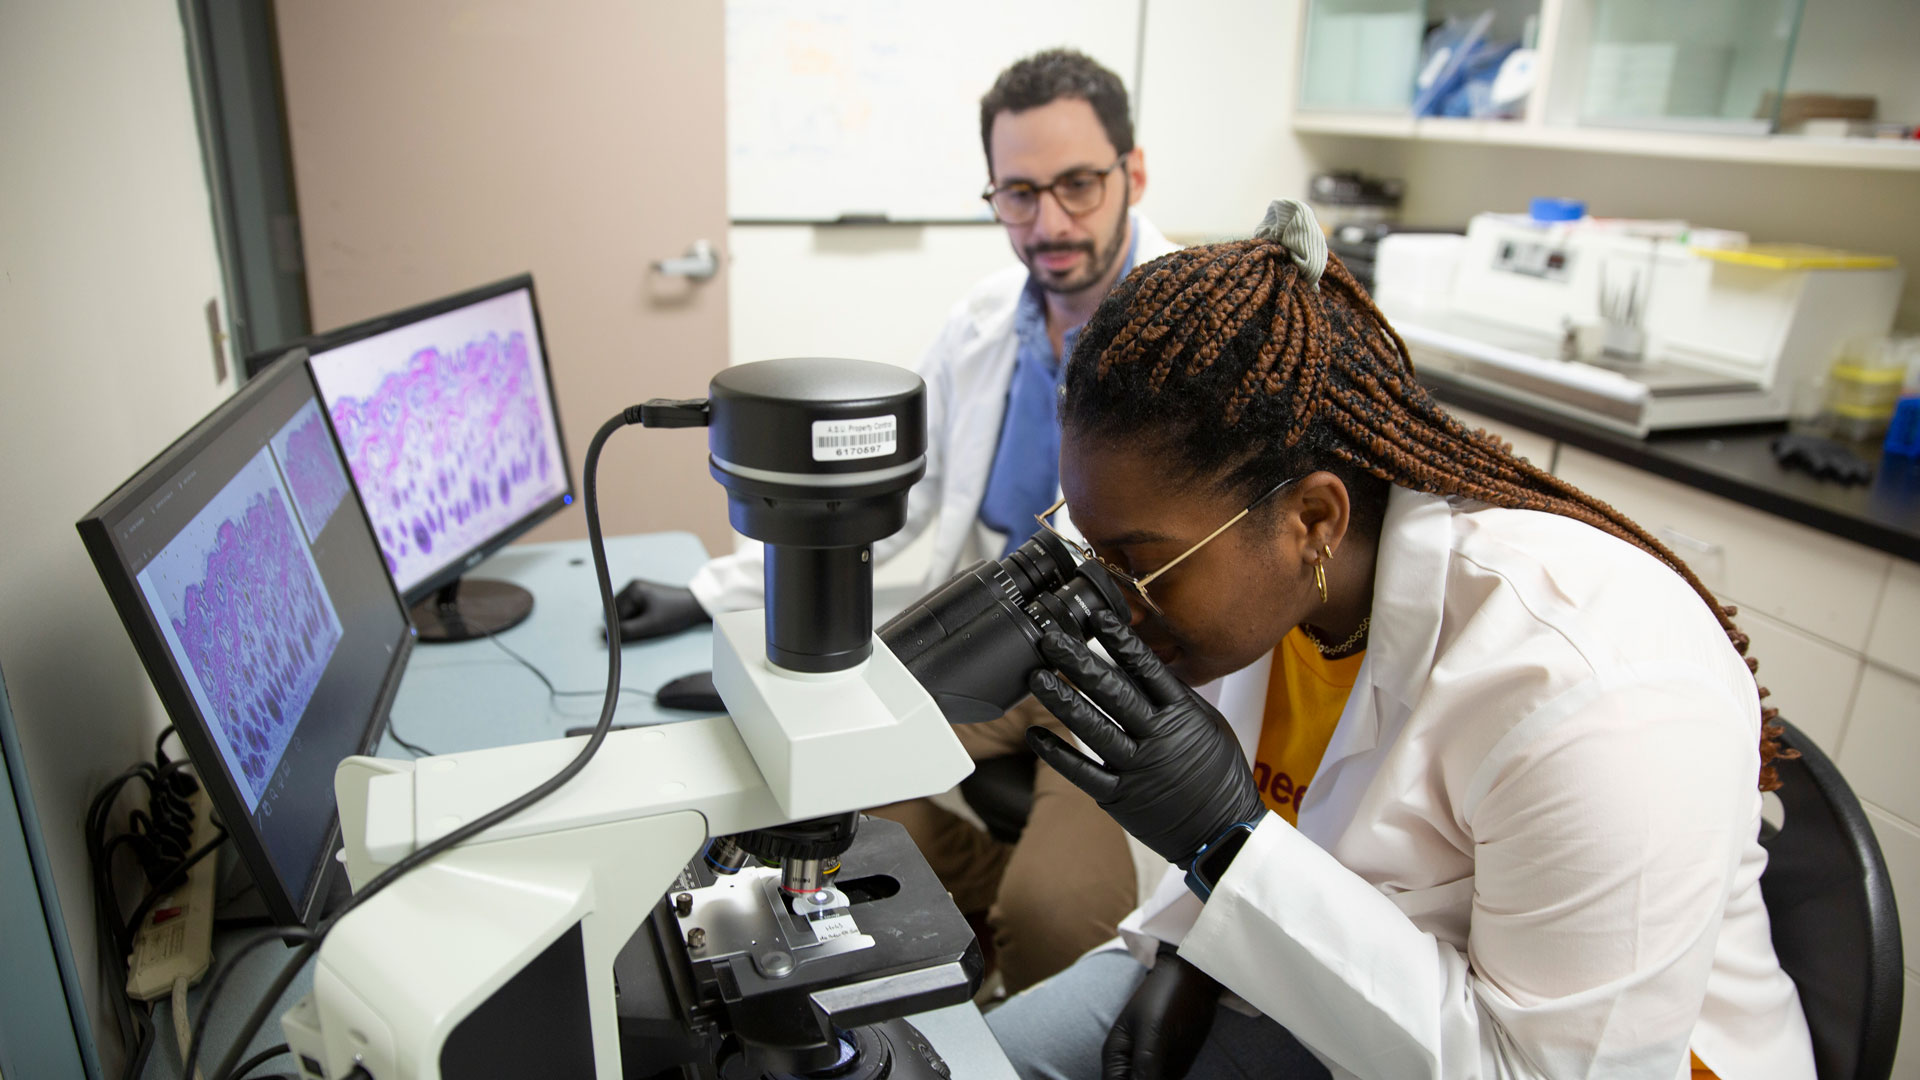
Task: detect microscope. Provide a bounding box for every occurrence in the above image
[281,358,1128,1079]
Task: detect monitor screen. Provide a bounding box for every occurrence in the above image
[78,358,412,926]
[305,278,572,600]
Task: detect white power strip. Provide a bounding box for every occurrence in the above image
[126,787,218,1001]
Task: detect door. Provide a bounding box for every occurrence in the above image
[273,0,732,552]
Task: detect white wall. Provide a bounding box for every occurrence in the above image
[1133,0,1316,239]
[726,224,1015,372]
[0,5,233,1071]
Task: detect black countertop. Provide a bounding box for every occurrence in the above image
[1422,373,1920,565]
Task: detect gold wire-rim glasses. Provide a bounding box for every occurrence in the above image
[1034,475,1300,616]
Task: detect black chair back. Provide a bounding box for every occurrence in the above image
[1760,719,1904,1080]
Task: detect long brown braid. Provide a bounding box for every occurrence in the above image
[1064,238,1792,791]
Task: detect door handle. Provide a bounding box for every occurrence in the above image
[653,239,720,281]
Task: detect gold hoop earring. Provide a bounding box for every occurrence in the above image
[1313,561,1328,604]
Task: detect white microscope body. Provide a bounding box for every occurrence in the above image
[278,358,1124,1078]
[281,610,972,1078]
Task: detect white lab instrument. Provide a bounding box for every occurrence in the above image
[1380,212,1905,437]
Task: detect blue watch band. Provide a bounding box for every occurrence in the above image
[1184,820,1257,901]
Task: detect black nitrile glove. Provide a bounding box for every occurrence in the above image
[1026,611,1266,870]
[607,579,711,642]
[1772,433,1873,486]
[1104,946,1225,1080]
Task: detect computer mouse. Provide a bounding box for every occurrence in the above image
[656,670,725,713]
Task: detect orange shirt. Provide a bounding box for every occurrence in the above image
[1253,628,1365,826]
[1254,629,1722,1079]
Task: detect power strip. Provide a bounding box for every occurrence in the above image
[126,787,218,1001]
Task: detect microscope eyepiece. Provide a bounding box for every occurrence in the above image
[878,530,1131,725]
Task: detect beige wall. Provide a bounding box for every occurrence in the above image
[275,0,734,555]
[0,5,234,1070]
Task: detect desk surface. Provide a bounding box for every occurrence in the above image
[1425,374,1920,564]
[145,533,1015,1080]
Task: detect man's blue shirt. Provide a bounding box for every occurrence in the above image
[976,223,1138,557]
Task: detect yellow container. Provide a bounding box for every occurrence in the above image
[1825,345,1906,440]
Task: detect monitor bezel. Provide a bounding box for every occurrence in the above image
[258,273,576,604]
[75,354,415,927]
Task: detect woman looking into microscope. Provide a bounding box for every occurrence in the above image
[984,200,1814,1080]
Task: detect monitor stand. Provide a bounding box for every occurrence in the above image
[410,578,534,643]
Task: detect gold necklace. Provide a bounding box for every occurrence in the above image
[1300,616,1370,658]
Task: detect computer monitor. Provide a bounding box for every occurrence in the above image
[78,356,414,927]
[284,275,574,642]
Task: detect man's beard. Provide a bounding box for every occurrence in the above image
[1026,184,1131,298]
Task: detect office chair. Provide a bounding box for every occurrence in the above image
[1761,719,1905,1080]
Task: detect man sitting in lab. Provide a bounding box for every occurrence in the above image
[614,48,1179,994]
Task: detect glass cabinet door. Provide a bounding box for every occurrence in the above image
[1299,0,1544,117]
[1300,0,1428,111]
[1577,0,1805,132]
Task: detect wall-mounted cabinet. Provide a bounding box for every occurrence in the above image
[1291,0,1920,171]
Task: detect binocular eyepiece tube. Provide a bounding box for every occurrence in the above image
[879,530,1131,725]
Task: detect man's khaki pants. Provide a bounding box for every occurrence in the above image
[871,698,1138,994]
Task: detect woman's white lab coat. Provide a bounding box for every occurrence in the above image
[1124,486,1815,1080]
[688,216,1179,614]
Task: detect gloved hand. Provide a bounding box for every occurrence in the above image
[1772,433,1873,486]
[1026,611,1266,869]
[607,579,711,642]
[1105,946,1225,1080]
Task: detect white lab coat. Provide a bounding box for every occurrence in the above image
[1125,487,1815,1080]
[689,215,1180,614]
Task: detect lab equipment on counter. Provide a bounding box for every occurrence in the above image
[1307,171,1403,234]
[281,357,1129,1079]
[1379,211,1906,437]
[77,353,414,928]
[261,275,576,643]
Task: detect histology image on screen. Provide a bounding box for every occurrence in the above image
[137,450,344,810]
[268,400,352,543]
[312,289,567,593]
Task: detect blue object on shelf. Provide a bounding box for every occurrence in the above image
[1885,395,1920,457]
[1412,12,1493,118]
[1530,197,1586,223]
[1439,39,1520,118]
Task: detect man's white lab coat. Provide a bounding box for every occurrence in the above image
[1126,487,1815,1080]
[689,215,1180,614]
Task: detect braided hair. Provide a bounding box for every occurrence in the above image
[1063,238,1792,791]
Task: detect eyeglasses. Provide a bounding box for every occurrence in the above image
[1035,475,1300,616]
[982,158,1125,225]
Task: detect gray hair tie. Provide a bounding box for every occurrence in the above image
[1255,198,1327,290]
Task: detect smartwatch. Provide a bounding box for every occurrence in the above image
[1184,820,1258,901]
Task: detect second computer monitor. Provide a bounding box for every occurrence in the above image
[305,275,574,641]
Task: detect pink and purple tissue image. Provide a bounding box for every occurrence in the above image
[268,401,352,542]
[138,451,343,810]
[326,328,563,592]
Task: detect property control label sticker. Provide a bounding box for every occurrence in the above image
[812,416,897,462]
[804,905,861,940]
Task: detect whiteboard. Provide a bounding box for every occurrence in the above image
[726,0,1143,223]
